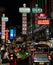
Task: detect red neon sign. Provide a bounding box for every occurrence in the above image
[37,20,50,25]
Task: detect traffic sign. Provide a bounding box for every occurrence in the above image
[19,8,30,13]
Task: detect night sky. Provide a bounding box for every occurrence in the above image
[0,0,31,33]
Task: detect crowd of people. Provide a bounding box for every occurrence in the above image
[0,36,53,65]
[0,36,32,64]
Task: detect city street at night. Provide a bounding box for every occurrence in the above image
[0,0,53,65]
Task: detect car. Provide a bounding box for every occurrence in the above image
[32,44,50,65]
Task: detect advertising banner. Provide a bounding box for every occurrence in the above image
[10,29,16,40]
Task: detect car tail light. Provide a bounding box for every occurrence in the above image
[10,54,13,57]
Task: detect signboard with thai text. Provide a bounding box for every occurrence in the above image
[19,8,30,13]
[38,13,47,19]
[38,20,50,25]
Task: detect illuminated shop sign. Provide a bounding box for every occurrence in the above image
[38,20,50,25]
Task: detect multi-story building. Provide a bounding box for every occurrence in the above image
[31,0,51,40]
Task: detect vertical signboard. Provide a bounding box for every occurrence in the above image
[0,32,2,36]
[10,29,16,40]
[10,29,13,40]
[32,4,42,31]
[1,22,5,39]
[22,13,27,34]
[1,14,8,40]
[13,29,16,39]
[5,29,9,42]
[19,3,30,35]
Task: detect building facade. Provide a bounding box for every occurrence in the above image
[31,0,51,40]
[31,0,51,14]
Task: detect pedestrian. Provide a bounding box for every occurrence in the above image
[1,45,6,59]
[2,49,9,65]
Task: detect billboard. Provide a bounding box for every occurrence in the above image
[1,22,5,39]
[22,13,27,35]
[37,20,50,25]
[38,13,47,19]
[10,29,16,40]
[19,8,30,13]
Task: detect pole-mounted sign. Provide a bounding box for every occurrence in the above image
[19,3,30,35]
[32,4,42,13]
[1,14,8,40]
[19,3,30,13]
